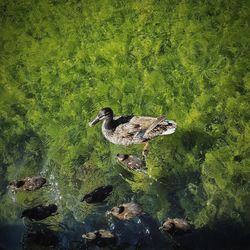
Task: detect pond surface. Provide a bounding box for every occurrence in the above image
[0,0,250,249]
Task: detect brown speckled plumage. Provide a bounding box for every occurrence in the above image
[89,108,177,146]
[116,154,147,172]
[110,202,143,220]
[9,176,46,192]
[159,218,193,235]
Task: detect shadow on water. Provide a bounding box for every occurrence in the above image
[22,223,60,250]
[107,214,171,250]
[156,168,201,218]
[168,219,250,250]
[0,223,24,250]
[180,128,215,163]
[1,218,250,250]
[74,207,169,250]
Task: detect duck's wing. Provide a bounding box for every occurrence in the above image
[23,181,36,191]
[144,116,165,137]
[114,116,159,138]
[129,116,160,130]
[99,230,114,238]
[113,121,141,139]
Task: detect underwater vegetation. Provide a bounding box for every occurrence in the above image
[0,0,250,249]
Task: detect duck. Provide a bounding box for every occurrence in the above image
[89,107,177,156]
[8,176,46,192]
[116,153,147,172]
[21,204,58,221]
[109,202,143,220]
[82,229,116,247]
[159,218,193,236]
[80,185,113,203]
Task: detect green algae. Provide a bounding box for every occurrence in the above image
[0,0,250,248]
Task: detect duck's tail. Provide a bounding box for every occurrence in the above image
[161,120,177,135]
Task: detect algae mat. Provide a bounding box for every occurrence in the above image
[0,0,250,249]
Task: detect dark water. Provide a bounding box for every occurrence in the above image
[0,0,250,249]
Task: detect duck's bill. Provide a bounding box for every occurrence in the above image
[89,116,100,127]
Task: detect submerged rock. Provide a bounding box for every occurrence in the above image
[109,202,143,220]
[82,229,116,247]
[116,153,147,172]
[159,218,193,236]
[21,204,58,221]
[81,185,113,203]
[8,176,46,191]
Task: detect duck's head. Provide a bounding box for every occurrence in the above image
[116,154,129,161]
[111,205,125,215]
[21,209,30,218]
[159,221,175,233]
[89,107,113,127]
[82,231,98,240]
[48,204,58,213]
[34,177,47,186]
[9,180,25,189]
[81,193,92,203]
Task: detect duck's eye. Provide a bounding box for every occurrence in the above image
[104,112,111,116]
